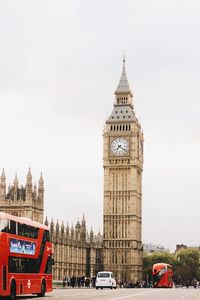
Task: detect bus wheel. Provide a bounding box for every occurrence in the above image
[37,280,46,297]
[10,280,16,300]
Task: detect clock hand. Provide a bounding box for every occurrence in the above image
[117,144,126,151]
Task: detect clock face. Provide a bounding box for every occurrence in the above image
[111,138,129,156]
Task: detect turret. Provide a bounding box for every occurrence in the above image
[13,174,18,201]
[90,227,94,243]
[56,220,60,243]
[71,224,74,240]
[56,220,60,234]
[26,168,32,201]
[26,167,32,184]
[96,230,103,247]
[0,168,6,198]
[75,219,81,240]
[81,214,86,227]
[81,214,86,241]
[75,219,81,232]
[50,218,54,234]
[66,223,69,240]
[61,221,65,238]
[7,183,11,193]
[38,172,44,202]
[33,182,37,199]
[44,216,49,227]
[13,173,18,188]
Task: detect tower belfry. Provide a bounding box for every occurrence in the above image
[103,59,143,282]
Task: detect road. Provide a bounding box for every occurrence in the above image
[17,287,200,300]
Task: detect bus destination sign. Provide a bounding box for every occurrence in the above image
[10,238,36,255]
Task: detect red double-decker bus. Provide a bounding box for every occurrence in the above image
[0,212,53,299]
[152,263,173,288]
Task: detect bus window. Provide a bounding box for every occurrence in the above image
[9,257,40,273]
[28,226,39,239]
[9,257,17,273]
[0,219,9,233]
[0,219,16,234]
[10,220,16,234]
[45,256,53,274]
[18,223,38,239]
[43,230,50,242]
[18,223,25,236]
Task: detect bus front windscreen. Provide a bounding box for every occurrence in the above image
[153,267,166,283]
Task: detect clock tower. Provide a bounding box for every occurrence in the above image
[103,58,143,282]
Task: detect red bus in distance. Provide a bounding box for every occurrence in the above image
[152,263,173,288]
[0,212,53,299]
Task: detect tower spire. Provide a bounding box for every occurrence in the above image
[106,58,136,123]
[115,57,132,96]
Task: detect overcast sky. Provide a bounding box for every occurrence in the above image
[0,0,200,251]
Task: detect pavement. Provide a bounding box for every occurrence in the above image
[16,287,200,300]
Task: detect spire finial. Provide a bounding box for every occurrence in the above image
[27,167,32,177]
[123,52,126,63]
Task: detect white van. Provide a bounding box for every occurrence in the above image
[95,271,117,289]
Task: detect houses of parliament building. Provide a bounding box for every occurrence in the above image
[0,59,143,283]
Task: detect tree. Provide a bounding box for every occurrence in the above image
[176,249,200,284]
